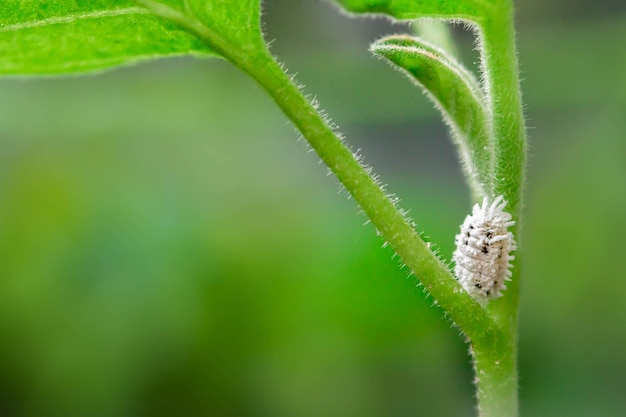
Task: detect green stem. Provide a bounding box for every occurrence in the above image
[134,2,526,415]
[478,0,526,343]
[480,3,527,219]
[131,0,497,339]
[472,328,519,417]
[471,2,526,415]
[234,36,522,417]
[245,54,495,338]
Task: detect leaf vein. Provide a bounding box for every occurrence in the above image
[0,7,150,33]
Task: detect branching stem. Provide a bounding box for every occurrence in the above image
[135,1,527,416]
[135,0,499,340]
[246,55,497,339]
[472,2,526,416]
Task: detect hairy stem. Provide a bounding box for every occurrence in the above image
[135,1,526,415]
[472,2,526,416]
[245,54,496,337]
[479,2,527,223]
[131,0,499,339]
[477,0,526,347]
[235,34,522,417]
[472,328,519,417]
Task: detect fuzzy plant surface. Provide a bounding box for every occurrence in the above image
[1,0,527,416]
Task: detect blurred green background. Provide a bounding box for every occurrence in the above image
[1,1,625,416]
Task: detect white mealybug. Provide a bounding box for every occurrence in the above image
[453,196,516,304]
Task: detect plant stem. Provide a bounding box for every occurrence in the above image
[472,328,518,417]
[471,2,526,415]
[478,3,527,330]
[479,2,527,219]
[133,0,494,335]
[241,49,521,417]
[134,2,526,415]
[243,54,495,337]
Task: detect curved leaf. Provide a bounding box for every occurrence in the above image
[372,35,492,199]
[0,1,218,75]
[333,0,490,21]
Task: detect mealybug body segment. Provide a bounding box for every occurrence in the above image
[453,196,516,303]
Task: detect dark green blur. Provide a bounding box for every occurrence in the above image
[0,1,625,416]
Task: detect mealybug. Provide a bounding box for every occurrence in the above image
[453,196,516,304]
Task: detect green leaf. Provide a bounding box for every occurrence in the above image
[372,35,492,199]
[0,1,217,75]
[184,0,263,46]
[333,0,489,21]
[135,0,268,71]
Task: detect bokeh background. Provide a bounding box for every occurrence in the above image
[1,0,625,416]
